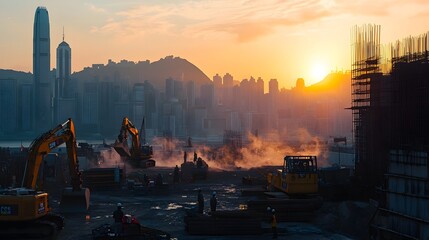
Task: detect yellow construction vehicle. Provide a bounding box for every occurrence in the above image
[114,117,155,168]
[0,118,90,239]
[267,156,318,195]
[246,156,321,221]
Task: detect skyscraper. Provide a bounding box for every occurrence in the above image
[33,6,51,131]
[269,78,279,95]
[213,74,222,106]
[56,29,71,98]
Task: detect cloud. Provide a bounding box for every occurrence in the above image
[85,3,107,13]
[89,0,429,42]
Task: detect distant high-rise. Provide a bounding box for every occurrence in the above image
[213,74,222,105]
[222,73,233,88]
[33,6,51,130]
[222,73,233,107]
[200,84,214,109]
[186,81,195,108]
[0,79,18,133]
[269,79,279,95]
[165,78,174,101]
[56,29,71,98]
[213,74,222,87]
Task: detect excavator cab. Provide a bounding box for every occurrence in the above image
[267,156,318,195]
[113,117,156,168]
[141,145,153,157]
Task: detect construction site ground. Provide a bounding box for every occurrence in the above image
[47,167,374,240]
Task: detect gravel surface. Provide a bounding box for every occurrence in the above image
[48,168,369,240]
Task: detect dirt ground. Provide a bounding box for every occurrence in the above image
[48,167,373,240]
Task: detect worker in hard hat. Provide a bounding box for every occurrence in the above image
[210,191,218,212]
[113,203,124,234]
[271,208,277,239]
[113,203,124,222]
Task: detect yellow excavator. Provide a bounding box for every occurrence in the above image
[0,118,90,239]
[267,156,318,195]
[245,156,321,220]
[113,117,155,168]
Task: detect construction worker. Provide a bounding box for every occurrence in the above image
[197,157,203,168]
[155,173,163,186]
[271,208,277,239]
[197,189,204,214]
[113,203,124,234]
[143,174,149,186]
[173,165,180,183]
[210,191,217,212]
[113,203,124,222]
[188,136,192,147]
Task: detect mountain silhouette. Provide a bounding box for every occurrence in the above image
[71,55,211,90]
[305,71,351,106]
[0,69,32,82]
[307,71,351,95]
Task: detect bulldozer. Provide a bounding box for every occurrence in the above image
[0,118,90,239]
[113,117,155,168]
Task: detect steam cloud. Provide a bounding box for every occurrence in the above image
[150,128,329,171]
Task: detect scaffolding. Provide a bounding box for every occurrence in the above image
[390,33,429,148]
[350,24,382,169]
[391,32,429,63]
[351,29,429,238]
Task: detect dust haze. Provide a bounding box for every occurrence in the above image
[150,128,328,171]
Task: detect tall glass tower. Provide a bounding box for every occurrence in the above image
[56,30,71,98]
[33,6,51,131]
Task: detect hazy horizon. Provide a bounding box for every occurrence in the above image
[2,1,429,88]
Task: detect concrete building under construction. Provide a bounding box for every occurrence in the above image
[351,25,429,239]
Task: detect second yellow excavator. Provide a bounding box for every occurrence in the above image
[267,156,318,195]
[0,118,90,239]
[113,117,156,168]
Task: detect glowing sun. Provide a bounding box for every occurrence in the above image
[311,63,329,83]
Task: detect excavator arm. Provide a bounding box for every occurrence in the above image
[114,117,155,168]
[22,118,81,191]
[0,117,89,236]
[116,117,141,158]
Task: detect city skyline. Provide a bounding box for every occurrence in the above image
[1,1,429,88]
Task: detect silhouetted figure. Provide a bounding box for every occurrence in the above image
[197,157,203,168]
[210,192,217,212]
[271,208,277,239]
[143,174,149,186]
[193,152,197,163]
[155,173,163,186]
[113,202,124,234]
[197,189,204,214]
[184,151,188,163]
[113,203,124,222]
[188,137,192,147]
[173,165,180,183]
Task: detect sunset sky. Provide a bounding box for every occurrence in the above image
[1,1,429,88]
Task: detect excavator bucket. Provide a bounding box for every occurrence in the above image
[59,187,90,213]
[113,141,131,157]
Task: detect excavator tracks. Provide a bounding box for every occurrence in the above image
[0,213,63,240]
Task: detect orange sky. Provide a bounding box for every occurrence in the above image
[1,1,429,88]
